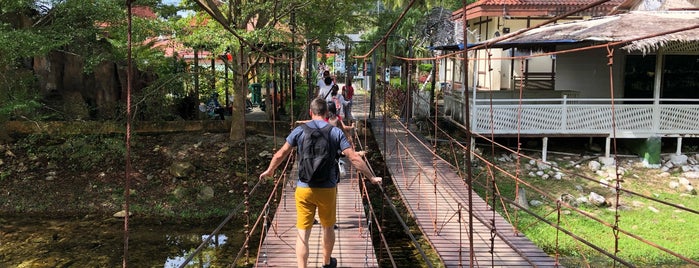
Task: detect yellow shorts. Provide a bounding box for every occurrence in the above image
[295,187,337,230]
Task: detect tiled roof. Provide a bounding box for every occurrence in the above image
[456,0,625,18]
[469,0,623,6]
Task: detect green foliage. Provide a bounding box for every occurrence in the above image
[0,69,44,121]
[20,134,125,172]
[418,63,433,73]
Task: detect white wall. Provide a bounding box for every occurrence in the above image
[555,46,624,98]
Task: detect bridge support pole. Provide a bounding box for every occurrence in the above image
[542,137,548,163]
[677,137,683,155]
[605,137,611,158]
[470,137,476,162]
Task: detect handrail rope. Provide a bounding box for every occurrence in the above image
[253,191,272,266]
[514,56,525,234]
[233,158,292,266]
[346,117,380,267]
[413,113,698,266]
[432,58,440,235]
[350,108,399,267]
[389,127,539,267]
[360,174,397,267]
[605,44,623,268]
[445,121,699,215]
[500,195,636,267]
[471,153,699,266]
[244,120,251,264]
[178,154,294,268]
[392,24,699,64]
[123,3,134,267]
[387,123,533,267]
[484,45,501,265]
[354,116,436,267]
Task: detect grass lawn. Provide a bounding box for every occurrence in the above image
[469,156,699,267]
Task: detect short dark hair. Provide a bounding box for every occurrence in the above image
[330,84,339,96]
[310,97,328,116]
[323,70,330,77]
[324,76,333,86]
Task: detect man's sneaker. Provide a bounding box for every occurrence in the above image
[321,257,337,268]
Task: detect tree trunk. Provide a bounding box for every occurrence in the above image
[228,46,247,141]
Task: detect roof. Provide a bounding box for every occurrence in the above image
[455,0,624,18]
[132,6,157,19]
[490,11,699,52]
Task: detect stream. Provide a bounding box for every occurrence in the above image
[0,215,249,267]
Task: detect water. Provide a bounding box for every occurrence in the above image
[0,215,247,267]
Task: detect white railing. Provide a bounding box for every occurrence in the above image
[443,94,699,138]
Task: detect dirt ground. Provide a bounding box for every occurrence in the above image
[0,130,285,220]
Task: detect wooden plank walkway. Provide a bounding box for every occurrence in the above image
[370,118,560,267]
[255,176,379,267]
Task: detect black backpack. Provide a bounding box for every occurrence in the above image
[298,123,336,183]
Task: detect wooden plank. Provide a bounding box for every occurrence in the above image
[371,118,559,267]
[256,176,379,267]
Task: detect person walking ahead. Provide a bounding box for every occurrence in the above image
[259,98,381,268]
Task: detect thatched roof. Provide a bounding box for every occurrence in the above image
[492,11,699,53]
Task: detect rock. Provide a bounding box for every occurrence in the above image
[669,181,680,190]
[658,172,671,178]
[599,178,609,188]
[660,166,671,172]
[258,151,271,157]
[598,157,615,167]
[218,146,230,154]
[541,174,550,180]
[113,210,132,218]
[588,192,608,207]
[663,161,675,169]
[576,196,589,205]
[670,154,689,165]
[574,185,584,192]
[679,177,691,186]
[648,206,660,213]
[554,172,563,180]
[595,170,608,177]
[172,186,187,199]
[536,161,550,170]
[559,193,577,206]
[197,186,215,201]
[588,160,601,171]
[168,161,194,178]
[683,171,699,180]
[529,200,544,207]
[536,171,544,176]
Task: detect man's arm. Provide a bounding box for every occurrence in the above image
[342,147,382,185]
[259,142,293,179]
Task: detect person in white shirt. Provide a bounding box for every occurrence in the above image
[317,76,334,102]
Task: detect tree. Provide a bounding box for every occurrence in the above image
[188,0,375,141]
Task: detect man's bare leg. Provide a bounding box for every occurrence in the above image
[296,228,312,268]
[322,225,335,266]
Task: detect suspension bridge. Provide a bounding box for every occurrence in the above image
[253,92,559,267]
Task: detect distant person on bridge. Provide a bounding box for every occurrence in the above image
[341,80,354,122]
[259,98,381,268]
[317,76,334,103]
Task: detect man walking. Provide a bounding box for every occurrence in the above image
[259,98,382,268]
